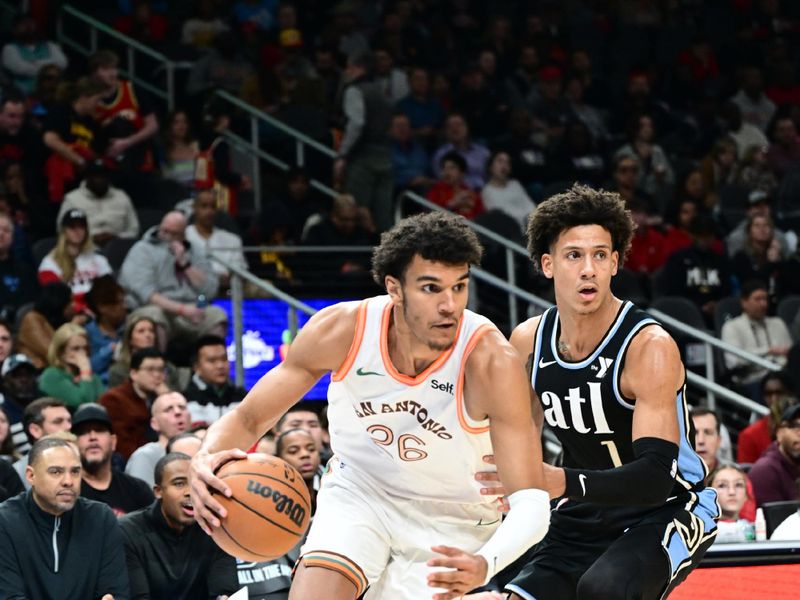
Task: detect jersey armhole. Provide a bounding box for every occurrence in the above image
[613,321,659,408]
[331,300,369,382]
[456,324,495,434]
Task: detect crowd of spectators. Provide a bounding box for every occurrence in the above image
[0,0,798,597]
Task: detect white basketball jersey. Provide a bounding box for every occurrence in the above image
[327,295,497,504]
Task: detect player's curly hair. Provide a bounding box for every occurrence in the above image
[526,184,634,272]
[371,212,483,286]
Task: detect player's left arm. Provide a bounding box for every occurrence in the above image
[427,331,550,599]
[550,325,684,506]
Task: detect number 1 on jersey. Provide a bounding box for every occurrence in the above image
[600,440,622,467]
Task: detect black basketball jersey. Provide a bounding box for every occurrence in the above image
[531,301,707,499]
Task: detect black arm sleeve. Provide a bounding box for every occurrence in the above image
[563,437,679,506]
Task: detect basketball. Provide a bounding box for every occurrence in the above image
[211,454,312,562]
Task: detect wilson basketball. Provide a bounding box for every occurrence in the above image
[211,454,312,561]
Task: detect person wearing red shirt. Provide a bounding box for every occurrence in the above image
[425,151,484,220]
[625,200,666,274]
[737,372,796,464]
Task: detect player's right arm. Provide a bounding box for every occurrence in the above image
[190,302,359,533]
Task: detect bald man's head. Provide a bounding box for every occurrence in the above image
[158,211,188,242]
[151,392,190,442]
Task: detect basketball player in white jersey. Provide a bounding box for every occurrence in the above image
[189,212,551,599]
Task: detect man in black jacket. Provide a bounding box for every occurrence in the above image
[0,436,129,599]
[119,452,237,599]
[183,335,246,426]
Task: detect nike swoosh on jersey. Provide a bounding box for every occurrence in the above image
[476,517,501,527]
[356,367,384,376]
[579,473,587,496]
[538,358,557,368]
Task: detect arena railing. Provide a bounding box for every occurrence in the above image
[56,4,192,111]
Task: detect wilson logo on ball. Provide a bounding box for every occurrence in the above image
[246,480,307,527]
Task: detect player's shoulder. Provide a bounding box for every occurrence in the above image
[625,322,682,376]
[509,314,546,355]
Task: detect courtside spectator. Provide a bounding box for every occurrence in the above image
[84,276,126,385]
[16,281,73,369]
[38,323,104,408]
[12,397,70,488]
[738,374,797,464]
[431,113,490,189]
[726,189,791,257]
[1,15,68,95]
[41,77,106,202]
[481,150,535,232]
[183,336,246,426]
[88,49,158,172]
[185,189,247,291]
[426,152,484,220]
[334,50,394,233]
[749,403,800,506]
[58,160,139,245]
[276,403,331,464]
[721,280,792,393]
[126,392,191,486]
[39,209,112,313]
[73,403,153,516]
[119,211,226,344]
[100,348,171,460]
[0,212,37,322]
[710,463,755,543]
[0,436,129,598]
[1,353,41,443]
[120,452,237,598]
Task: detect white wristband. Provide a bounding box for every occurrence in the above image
[476,488,551,584]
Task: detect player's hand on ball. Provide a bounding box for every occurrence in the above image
[189,448,248,534]
[427,545,488,600]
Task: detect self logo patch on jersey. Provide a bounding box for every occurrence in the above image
[356,367,384,377]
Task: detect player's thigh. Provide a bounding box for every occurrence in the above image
[296,472,391,598]
[576,523,670,600]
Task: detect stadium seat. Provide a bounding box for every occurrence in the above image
[101,237,137,274]
[32,236,57,267]
[776,295,800,330]
[611,268,649,306]
[714,295,742,336]
[762,500,800,539]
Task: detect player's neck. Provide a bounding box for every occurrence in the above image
[388,306,441,376]
[557,296,622,361]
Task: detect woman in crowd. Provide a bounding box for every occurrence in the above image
[160,110,199,189]
[84,275,127,385]
[731,214,787,303]
[38,209,112,313]
[108,312,185,390]
[38,322,104,408]
[16,281,74,369]
[710,463,755,543]
[0,319,12,365]
[615,113,675,199]
[481,150,536,233]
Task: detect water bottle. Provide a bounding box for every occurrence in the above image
[196,294,208,309]
[755,508,767,541]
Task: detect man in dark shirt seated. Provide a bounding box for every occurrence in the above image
[73,403,154,516]
[119,452,238,599]
[0,436,129,599]
[183,335,247,426]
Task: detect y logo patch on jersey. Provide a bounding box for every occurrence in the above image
[356,367,384,377]
[594,357,614,379]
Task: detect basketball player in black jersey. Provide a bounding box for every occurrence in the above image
[503,185,719,600]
